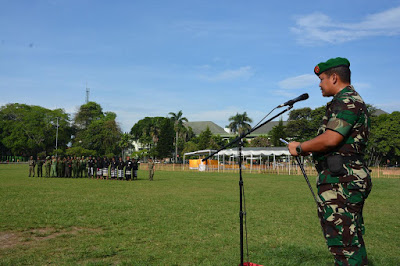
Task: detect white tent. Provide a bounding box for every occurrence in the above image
[183,149,217,157]
[184,147,292,172]
[217,147,290,157]
[182,149,218,170]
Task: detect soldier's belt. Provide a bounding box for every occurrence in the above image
[315,155,364,173]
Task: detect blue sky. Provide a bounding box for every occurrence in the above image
[1,0,400,132]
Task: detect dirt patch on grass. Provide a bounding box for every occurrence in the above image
[0,227,102,249]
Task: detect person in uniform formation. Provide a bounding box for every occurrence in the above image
[28,156,36,177]
[50,156,57,177]
[125,156,133,181]
[132,158,139,180]
[110,157,117,180]
[87,156,94,178]
[288,57,372,265]
[102,156,110,180]
[117,157,125,180]
[36,156,43,177]
[80,156,87,178]
[27,155,148,181]
[96,157,102,179]
[58,157,65,178]
[148,158,155,181]
[72,156,79,178]
[44,156,51,177]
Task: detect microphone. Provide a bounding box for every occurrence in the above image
[277,93,309,108]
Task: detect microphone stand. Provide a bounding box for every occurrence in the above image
[203,105,294,266]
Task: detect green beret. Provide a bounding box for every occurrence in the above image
[314,57,350,75]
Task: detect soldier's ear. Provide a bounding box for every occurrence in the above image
[331,73,338,84]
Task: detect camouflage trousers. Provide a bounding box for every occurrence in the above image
[45,166,51,177]
[29,166,35,177]
[317,178,372,266]
[149,169,154,181]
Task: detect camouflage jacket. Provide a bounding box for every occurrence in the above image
[312,85,370,185]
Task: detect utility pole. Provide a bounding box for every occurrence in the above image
[86,82,90,103]
[55,117,59,157]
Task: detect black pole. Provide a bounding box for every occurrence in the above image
[202,106,294,265]
[294,156,319,208]
[292,155,326,238]
[238,139,244,266]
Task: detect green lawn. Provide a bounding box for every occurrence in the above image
[0,164,399,265]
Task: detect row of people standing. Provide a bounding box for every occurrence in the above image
[28,155,140,181]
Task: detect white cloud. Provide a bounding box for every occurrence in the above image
[292,6,400,45]
[200,66,254,81]
[278,74,318,90]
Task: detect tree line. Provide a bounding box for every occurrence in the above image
[0,102,123,159]
[1,102,398,166]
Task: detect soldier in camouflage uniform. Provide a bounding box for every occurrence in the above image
[45,156,51,177]
[72,156,79,178]
[289,57,372,265]
[28,156,36,177]
[65,156,72,178]
[36,156,43,177]
[50,156,57,177]
[80,156,87,178]
[148,158,155,181]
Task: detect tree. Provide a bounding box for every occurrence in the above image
[309,106,326,133]
[73,101,103,129]
[249,135,271,147]
[197,127,213,150]
[119,133,133,158]
[182,141,198,155]
[284,107,326,142]
[130,117,155,147]
[77,117,122,156]
[156,118,175,158]
[169,110,188,163]
[285,108,313,142]
[178,126,195,157]
[227,112,253,135]
[130,117,173,159]
[269,118,286,146]
[367,111,400,166]
[0,103,72,156]
[210,135,227,150]
[73,103,122,156]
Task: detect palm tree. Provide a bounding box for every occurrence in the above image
[227,112,253,135]
[118,133,132,158]
[149,123,160,159]
[169,110,188,163]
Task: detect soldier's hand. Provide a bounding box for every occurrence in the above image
[288,141,300,156]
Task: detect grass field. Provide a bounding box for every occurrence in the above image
[0,164,399,265]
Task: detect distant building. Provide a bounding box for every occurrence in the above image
[184,120,288,139]
[184,121,231,138]
[249,121,288,137]
[372,108,388,116]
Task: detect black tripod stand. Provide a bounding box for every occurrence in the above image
[203,105,293,266]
